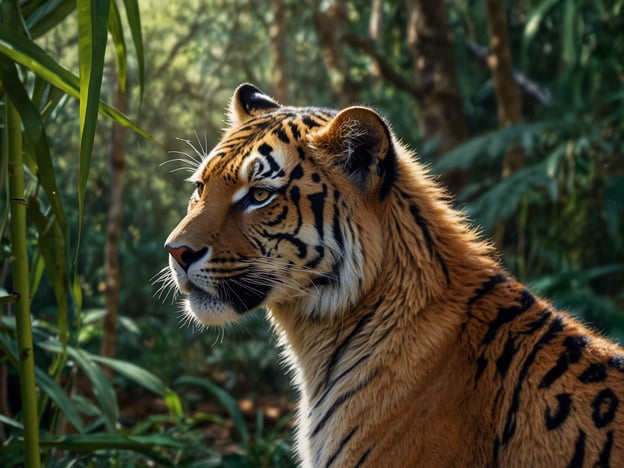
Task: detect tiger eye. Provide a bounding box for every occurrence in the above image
[250,187,270,203]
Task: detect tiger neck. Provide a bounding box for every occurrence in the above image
[270,157,499,466]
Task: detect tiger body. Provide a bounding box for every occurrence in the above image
[165,84,624,467]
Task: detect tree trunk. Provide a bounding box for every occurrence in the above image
[312,0,358,106]
[270,0,288,103]
[406,0,468,194]
[368,0,384,81]
[483,0,524,177]
[101,77,127,374]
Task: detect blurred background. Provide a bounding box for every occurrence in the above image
[1,0,623,465]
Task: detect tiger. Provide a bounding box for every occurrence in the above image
[164,83,624,467]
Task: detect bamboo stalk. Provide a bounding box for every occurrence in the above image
[5,95,41,467]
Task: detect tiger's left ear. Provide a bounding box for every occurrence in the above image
[314,106,396,199]
[229,83,280,126]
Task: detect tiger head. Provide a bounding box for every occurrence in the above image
[165,84,398,325]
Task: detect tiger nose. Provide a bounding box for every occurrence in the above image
[165,244,208,271]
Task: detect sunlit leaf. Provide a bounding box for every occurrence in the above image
[121,0,144,101]
[521,0,559,65]
[0,27,152,138]
[76,0,111,255]
[0,56,68,236]
[23,0,75,39]
[108,0,127,91]
[90,354,184,417]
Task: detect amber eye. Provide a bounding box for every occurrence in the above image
[249,187,272,205]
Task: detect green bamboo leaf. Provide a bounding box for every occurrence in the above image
[120,0,144,101]
[2,434,181,465]
[38,340,119,431]
[0,56,68,236]
[0,293,18,305]
[435,123,543,173]
[0,413,23,430]
[23,0,75,39]
[0,333,84,433]
[90,354,184,417]
[175,375,250,449]
[76,0,111,253]
[108,0,127,91]
[521,0,559,65]
[28,197,70,348]
[0,27,153,138]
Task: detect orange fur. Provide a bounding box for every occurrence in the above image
[166,84,624,467]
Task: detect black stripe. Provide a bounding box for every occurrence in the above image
[578,363,608,384]
[467,274,508,309]
[409,203,435,257]
[316,354,372,409]
[302,115,321,128]
[475,355,488,383]
[378,142,397,200]
[502,316,565,445]
[263,205,289,227]
[311,371,377,437]
[324,312,374,387]
[483,290,535,345]
[591,388,619,428]
[568,429,586,468]
[496,335,519,378]
[539,335,589,388]
[308,184,328,240]
[544,393,572,430]
[597,431,614,468]
[289,164,304,182]
[408,203,449,284]
[288,121,301,139]
[325,426,358,467]
[355,447,372,467]
[275,127,290,143]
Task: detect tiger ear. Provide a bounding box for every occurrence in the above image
[314,106,396,199]
[229,83,280,125]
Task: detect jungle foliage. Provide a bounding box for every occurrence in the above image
[0,0,622,466]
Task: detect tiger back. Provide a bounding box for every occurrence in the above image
[165,84,624,467]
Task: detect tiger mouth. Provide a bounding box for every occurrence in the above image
[187,273,273,314]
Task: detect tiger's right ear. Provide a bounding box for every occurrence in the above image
[229,83,280,125]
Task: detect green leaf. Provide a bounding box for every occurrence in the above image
[34,433,180,465]
[175,375,250,449]
[0,333,84,433]
[0,413,23,430]
[435,123,543,173]
[530,264,624,293]
[108,0,127,91]
[0,56,68,237]
[23,0,75,39]
[521,0,559,66]
[28,197,70,348]
[38,340,119,431]
[0,27,153,138]
[0,293,18,305]
[121,0,144,102]
[76,0,111,255]
[90,354,184,417]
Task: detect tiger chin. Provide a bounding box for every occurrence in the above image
[165,83,624,467]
